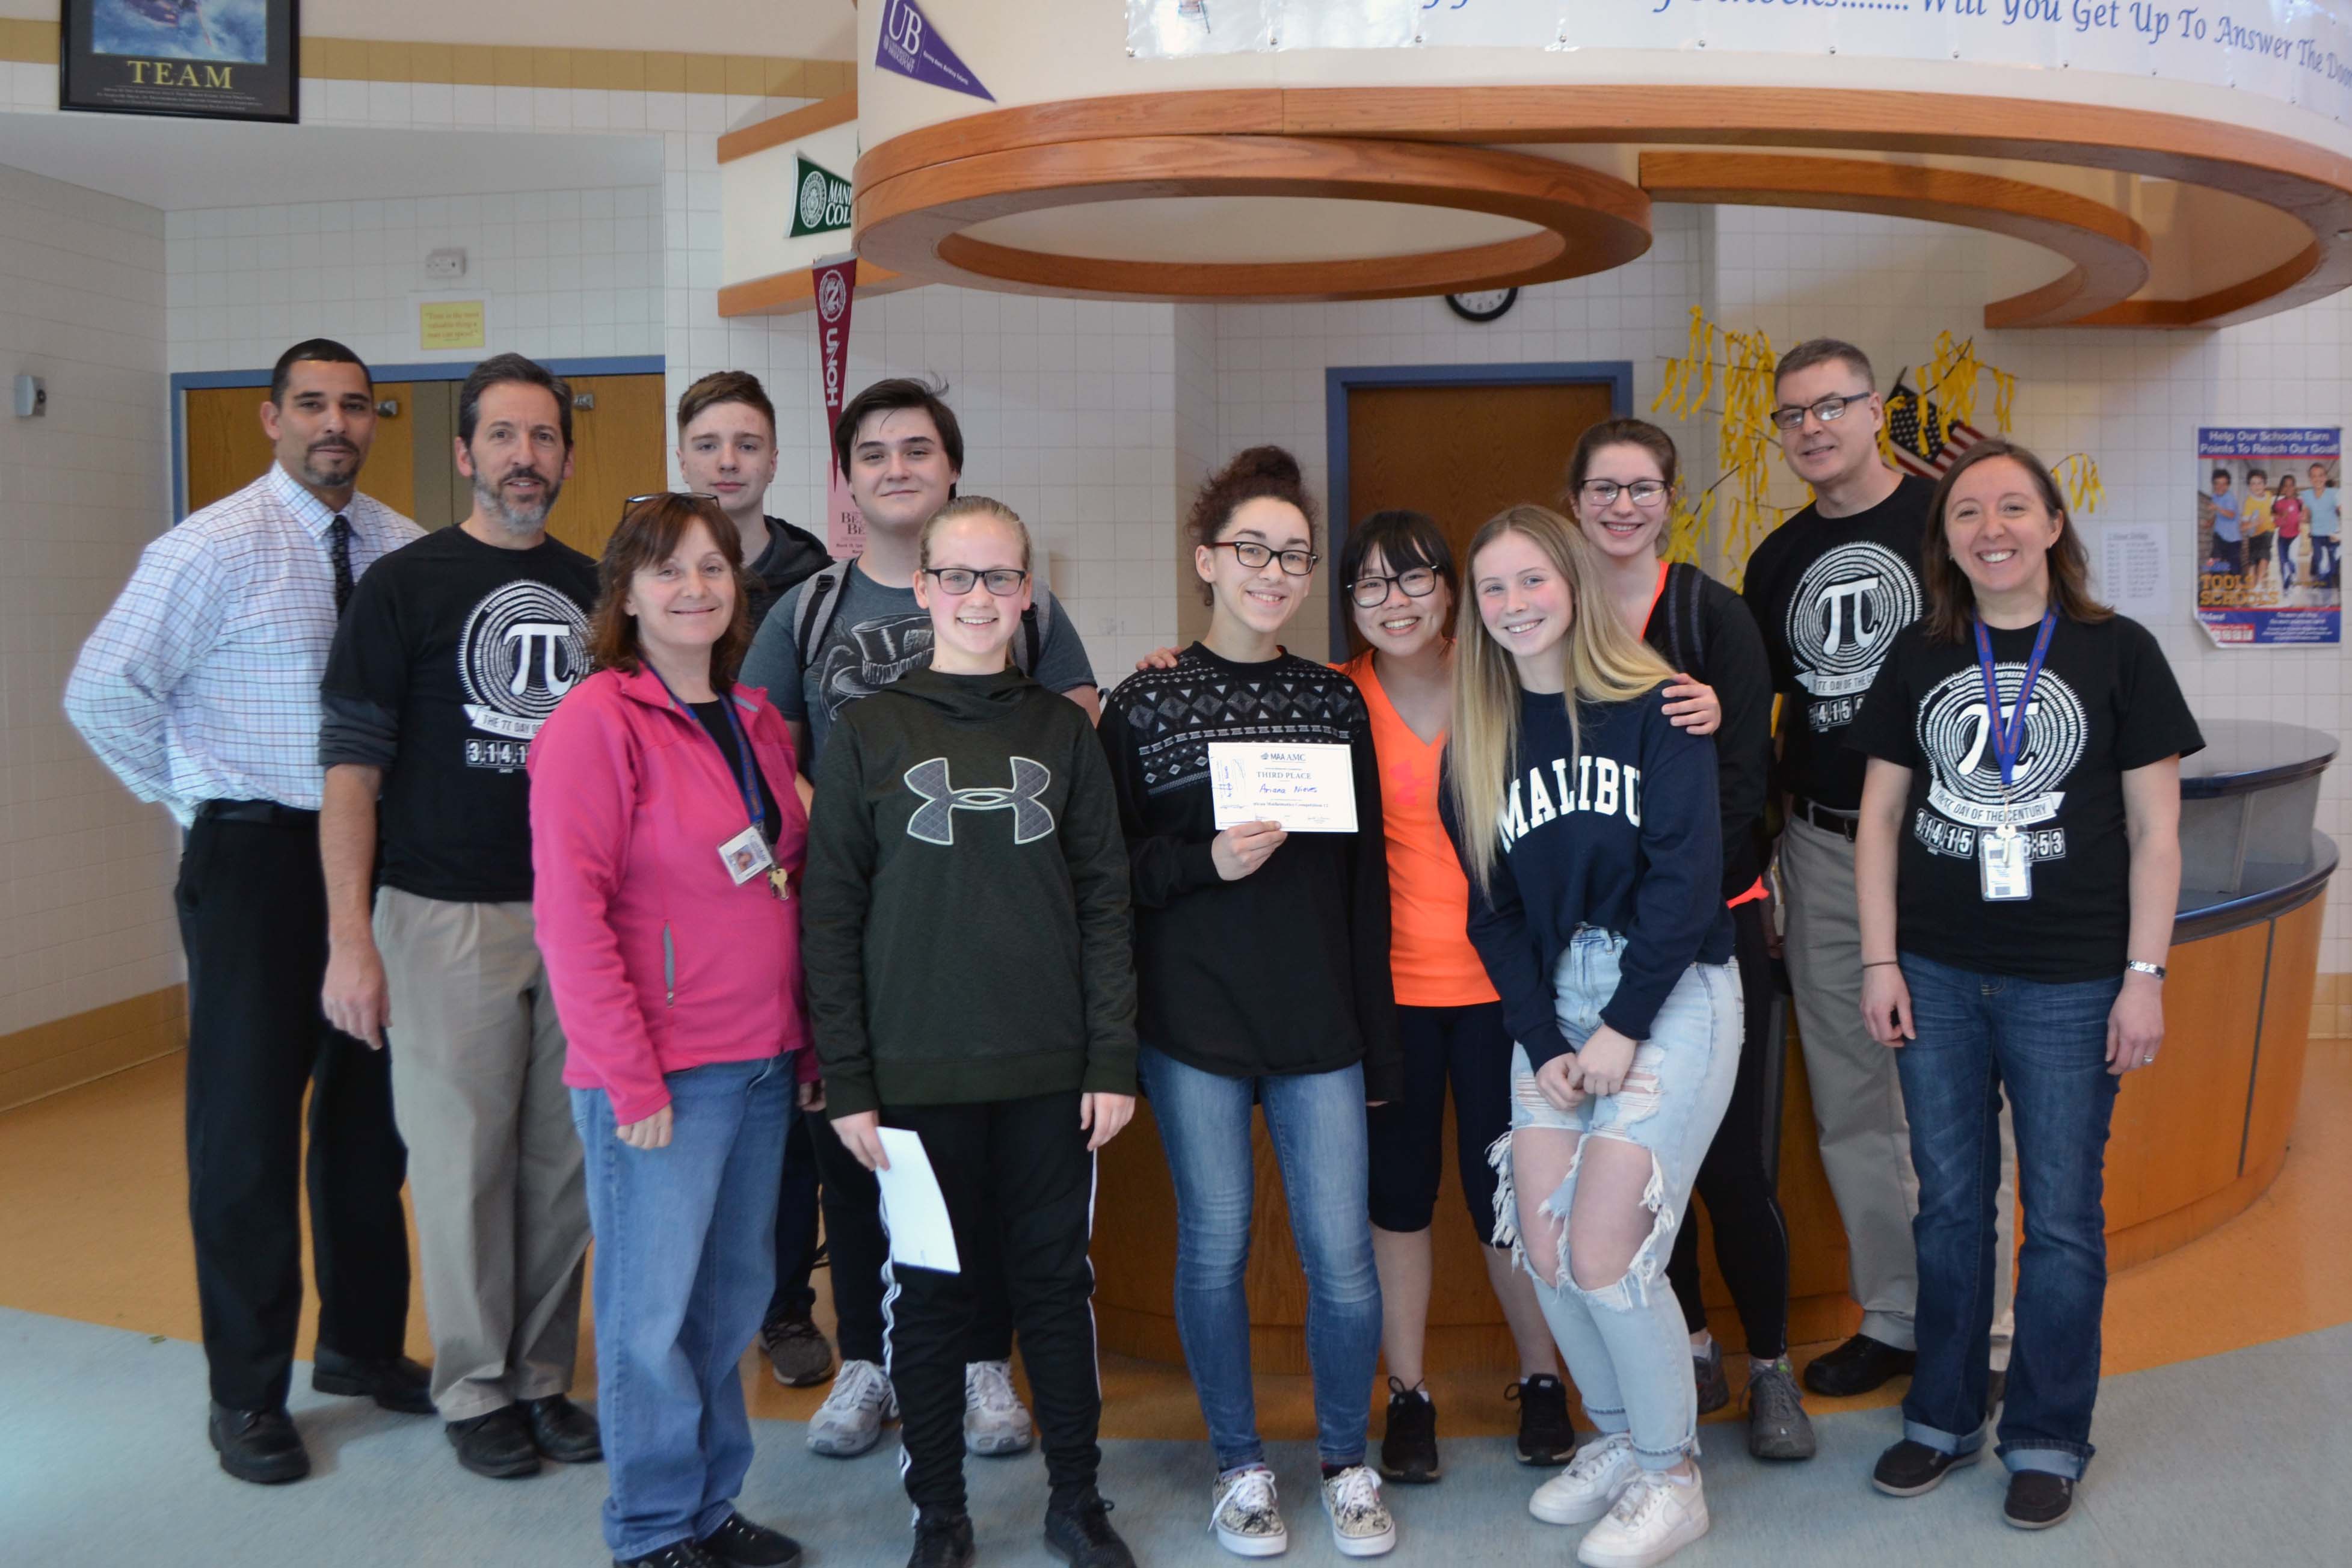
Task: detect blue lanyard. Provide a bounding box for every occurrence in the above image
[651,670,766,837]
[1971,609,2058,790]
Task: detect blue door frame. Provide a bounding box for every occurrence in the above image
[1321,360,1633,661]
[170,354,665,521]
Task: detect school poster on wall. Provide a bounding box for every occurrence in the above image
[61,0,298,123]
[2195,426,2342,647]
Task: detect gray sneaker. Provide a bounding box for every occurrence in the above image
[760,1309,835,1388]
[807,1357,895,1457]
[1744,1357,1817,1462]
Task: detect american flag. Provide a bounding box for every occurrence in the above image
[1883,378,1984,480]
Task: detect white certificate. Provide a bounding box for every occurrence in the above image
[1208,742,1358,833]
[873,1128,961,1274]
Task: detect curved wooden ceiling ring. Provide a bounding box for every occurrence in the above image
[1636,152,2155,328]
[854,86,2352,326]
[854,135,1654,304]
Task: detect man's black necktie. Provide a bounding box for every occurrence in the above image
[328,515,354,617]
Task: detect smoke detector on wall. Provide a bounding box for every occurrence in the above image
[13,374,45,418]
[425,248,467,280]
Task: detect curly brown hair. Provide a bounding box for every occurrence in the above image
[1186,445,1319,606]
[588,493,753,685]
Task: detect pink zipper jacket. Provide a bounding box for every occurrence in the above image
[529,665,813,1125]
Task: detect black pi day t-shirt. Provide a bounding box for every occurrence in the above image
[323,526,599,902]
[1846,612,2204,983]
[1741,475,1934,811]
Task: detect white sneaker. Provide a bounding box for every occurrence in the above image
[1210,1466,1287,1558]
[1530,1431,1641,1525]
[962,1359,1035,1456]
[1574,1468,1710,1568]
[1320,1464,1398,1557]
[805,1357,895,1457]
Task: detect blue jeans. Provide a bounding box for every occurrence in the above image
[572,1057,790,1558]
[1137,1045,1382,1472]
[1501,929,1741,1472]
[1895,954,2122,1480]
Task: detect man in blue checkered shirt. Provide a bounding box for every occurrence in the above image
[65,339,431,1486]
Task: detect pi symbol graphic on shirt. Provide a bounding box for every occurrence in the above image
[903,757,1054,846]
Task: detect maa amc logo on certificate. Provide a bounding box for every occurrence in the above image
[457,582,589,770]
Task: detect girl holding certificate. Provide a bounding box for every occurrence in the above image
[1849,441,2199,1531]
[1099,446,1402,1560]
[1441,504,1737,1568]
[799,497,1141,1568]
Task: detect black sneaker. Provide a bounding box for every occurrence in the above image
[1507,1373,1577,1466]
[1044,1491,1136,1567]
[1803,1333,1918,1397]
[1871,1438,1981,1497]
[2004,1471,2075,1530]
[697,1510,804,1567]
[208,1402,310,1485]
[760,1309,835,1388]
[1693,1339,1729,1415]
[908,1509,976,1568]
[1376,1377,1440,1484]
[615,1543,725,1568]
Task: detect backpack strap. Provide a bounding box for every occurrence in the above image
[1015,588,1054,675]
[792,559,852,671]
[1675,561,1710,678]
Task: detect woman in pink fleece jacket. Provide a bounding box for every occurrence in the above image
[529,493,815,1568]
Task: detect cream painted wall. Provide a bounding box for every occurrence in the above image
[0,0,858,57]
[0,162,179,1038]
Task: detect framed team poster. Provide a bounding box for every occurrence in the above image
[61,0,299,123]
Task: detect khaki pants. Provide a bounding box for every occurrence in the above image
[378,887,588,1419]
[1780,814,2014,1362]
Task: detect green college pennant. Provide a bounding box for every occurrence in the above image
[790,155,855,238]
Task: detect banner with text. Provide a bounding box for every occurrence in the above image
[2196,426,2342,647]
[813,257,865,559]
[1126,1,2352,121]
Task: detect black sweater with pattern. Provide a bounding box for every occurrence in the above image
[1097,644,1402,1099]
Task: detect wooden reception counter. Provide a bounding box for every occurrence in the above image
[1091,721,2338,1371]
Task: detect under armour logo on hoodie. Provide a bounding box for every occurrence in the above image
[903,757,1056,846]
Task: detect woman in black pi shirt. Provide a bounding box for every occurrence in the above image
[1849,440,2201,1531]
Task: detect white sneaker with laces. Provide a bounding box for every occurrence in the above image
[962,1359,1035,1456]
[1574,1468,1710,1568]
[1210,1466,1287,1558]
[1320,1464,1398,1557]
[806,1357,896,1457]
[1530,1431,1641,1525]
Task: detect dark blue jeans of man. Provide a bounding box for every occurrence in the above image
[1894,953,2122,1480]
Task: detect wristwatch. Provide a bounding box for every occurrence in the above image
[2125,961,2167,980]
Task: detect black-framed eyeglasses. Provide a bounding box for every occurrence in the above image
[922,566,1030,596]
[1349,567,1440,608]
[1210,540,1319,576]
[1578,479,1670,509]
[621,491,719,517]
[1768,392,1872,431]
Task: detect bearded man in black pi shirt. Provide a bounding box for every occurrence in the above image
[1741,339,2012,1401]
[318,354,604,1481]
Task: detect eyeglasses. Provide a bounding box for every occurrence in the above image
[1209,540,1319,576]
[1578,479,1670,509]
[1349,567,1440,608]
[621,491,719,517]
[1768,392,1872,431]
[921,566,1029,596]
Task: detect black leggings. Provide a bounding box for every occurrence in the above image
[1664,898,1793,1359]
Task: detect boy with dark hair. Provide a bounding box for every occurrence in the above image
[675,370,830,632]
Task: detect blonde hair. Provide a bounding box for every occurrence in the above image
[919,495,1033,573]
[1446,505,1676,895]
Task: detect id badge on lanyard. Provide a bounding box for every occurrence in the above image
[1972,611,2055,903]
[660,675,792,903]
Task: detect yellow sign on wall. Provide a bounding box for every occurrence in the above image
[419,300,488,352]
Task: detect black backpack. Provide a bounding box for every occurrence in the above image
[1651,561,1710,677]
[790,558,1050,674]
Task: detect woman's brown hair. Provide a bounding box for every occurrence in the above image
[588,493,753,684]
[1186,445,1319,605]
[1920,439,2113,643]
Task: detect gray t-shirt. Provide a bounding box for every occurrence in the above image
[739,561,1098,765]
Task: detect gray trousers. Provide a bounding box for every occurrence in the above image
[1779,813,2013,1362]
[377,887,590,1420]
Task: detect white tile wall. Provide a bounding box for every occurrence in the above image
[0,163,180,1037]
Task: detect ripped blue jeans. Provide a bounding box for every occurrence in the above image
[1494,928,1740,1472]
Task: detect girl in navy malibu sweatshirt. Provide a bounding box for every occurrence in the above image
[1440,504,1738,1568]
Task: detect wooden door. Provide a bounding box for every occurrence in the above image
[540,373,670,560]
[183,382,416,521]
[1346,380,1619,598]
